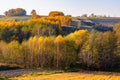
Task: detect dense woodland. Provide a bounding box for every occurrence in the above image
[0,9,120,71]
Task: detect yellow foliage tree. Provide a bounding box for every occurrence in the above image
[54,35,64,68]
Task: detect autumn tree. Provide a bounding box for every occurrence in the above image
[0,41,7,63]
[79,31,118,70]
[27,18,61,36]
[79,31,99,69]
[54,35,64,68]
[7,41,22,64]
[31,9,40,19]
[49,11,64,17]
[63,37,77,69]
[114,23,120,68]
[66,30,89,51]
[96,32,117,70]
[55,16,71,26]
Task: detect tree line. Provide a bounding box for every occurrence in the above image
[0,24,120,70]
[0,19,60,43]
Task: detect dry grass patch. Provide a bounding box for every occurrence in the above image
[10,72,120,80]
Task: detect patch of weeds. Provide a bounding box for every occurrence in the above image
[0,77,8,80]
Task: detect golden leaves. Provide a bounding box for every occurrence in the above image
[54,35,64,44]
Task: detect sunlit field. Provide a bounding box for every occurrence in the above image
[11,72,120,80]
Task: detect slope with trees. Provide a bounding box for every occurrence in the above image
[0,10,120,72]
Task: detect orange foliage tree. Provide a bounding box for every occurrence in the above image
[31,10,40,19]
[49,11,64,17]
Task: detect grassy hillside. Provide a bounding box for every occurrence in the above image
[90,18,120,27]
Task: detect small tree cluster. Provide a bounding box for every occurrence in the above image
[4,8,26,16]
[49,11,64,17]
[48,11,71,26]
